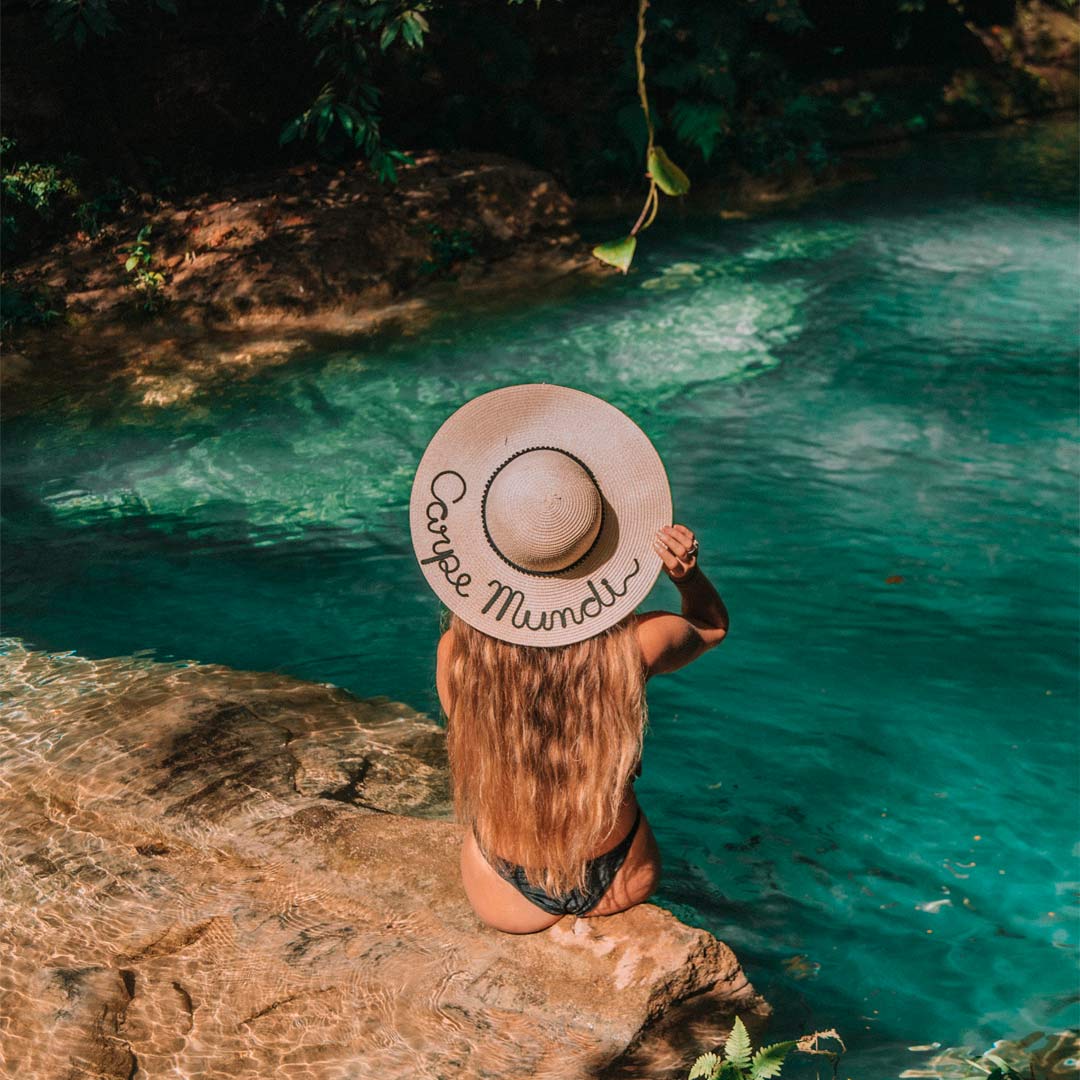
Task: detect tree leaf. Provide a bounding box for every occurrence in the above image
[591,235,636,274]
[124,255,138,272]
[335,104,355,137]
[315,105,334,144]
[749,1041,797,1079]
[379,21,399,50]
[278,116,303,146]
[724,1017,753,1071]
[688,1052,719,1080]
[647,145,690,196]
[401,11,427,48]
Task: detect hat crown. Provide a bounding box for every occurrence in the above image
[484,448,602,574]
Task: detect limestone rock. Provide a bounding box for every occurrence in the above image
[0,644,768,1079]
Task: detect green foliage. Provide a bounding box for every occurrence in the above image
[593,0,691,274]
[687,1017,846,1080]
[0,286,61,333]
[688,1052,719,1079]
[724,1016,753,1071]
[1,138,79,216]
[40,0,120,47]
[749,1041,798,1079]
[647,145,690,196]
[628,0,828,178]
[419,224,476,276]
[591,235,636,274]
[669,101,729,164]
[74,177,130,237]
[643,5,736,168]
[36,0,176,49]
[279,1,429,182]
[1,136,83,257]
[122,225,166,312]
[1,137,133,261]
[9,0,1056,280]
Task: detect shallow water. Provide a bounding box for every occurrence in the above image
[3,116,1078,1076]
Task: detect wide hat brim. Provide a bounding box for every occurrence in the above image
[410,383,672,647]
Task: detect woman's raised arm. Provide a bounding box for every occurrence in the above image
[637,524,728,678]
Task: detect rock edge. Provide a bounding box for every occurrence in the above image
[0,645,769,1079]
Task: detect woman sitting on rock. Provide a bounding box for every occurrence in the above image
[410,384,729,933]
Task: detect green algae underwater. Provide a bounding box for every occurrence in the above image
[3,116,1077,1077]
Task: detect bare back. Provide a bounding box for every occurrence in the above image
[436,589,726,933]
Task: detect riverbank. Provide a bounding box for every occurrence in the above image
[1,139,864,412]
[3,0,1076,412]
[0,641,769,1079]
[3,110,1067,416]
[1,150,598,411]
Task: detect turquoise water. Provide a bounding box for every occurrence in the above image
[3,118,1077,1075]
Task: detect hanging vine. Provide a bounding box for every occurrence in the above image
[592,0,690,274]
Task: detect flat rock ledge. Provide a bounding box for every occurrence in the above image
[0,644,769,1080]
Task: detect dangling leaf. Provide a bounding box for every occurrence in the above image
[688,1052,719,1079]
[724,1017,753,1071]
[647,145,691,196]
[278,116,303,147]
[592,235,637,274]
[749,1040,798,1079]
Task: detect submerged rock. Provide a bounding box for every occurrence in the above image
[0,644,768,1079]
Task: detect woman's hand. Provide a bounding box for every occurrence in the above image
[640,524,727,677]
[653,524,699,583]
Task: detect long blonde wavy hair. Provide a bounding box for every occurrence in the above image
[442,611,647,896]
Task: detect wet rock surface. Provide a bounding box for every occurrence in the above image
[0,645,768,1079]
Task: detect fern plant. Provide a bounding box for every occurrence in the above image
[688,1017,796,1080]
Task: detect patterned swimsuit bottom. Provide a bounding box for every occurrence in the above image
[476,808,642,917]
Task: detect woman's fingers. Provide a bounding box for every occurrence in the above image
[659,525,692,560]
[654,528,695,580]
[653,536,684,576]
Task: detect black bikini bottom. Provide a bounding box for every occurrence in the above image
[478,808,642,917]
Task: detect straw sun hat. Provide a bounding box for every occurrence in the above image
[409,383,672,647]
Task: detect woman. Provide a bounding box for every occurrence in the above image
[410,384,729,933]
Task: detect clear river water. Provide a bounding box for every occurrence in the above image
[3,116,1077,1077]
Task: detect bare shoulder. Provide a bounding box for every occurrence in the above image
[635,610,726,679]
[435,626,456,715]
[437,625,455,664]
[635,611,695,669]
